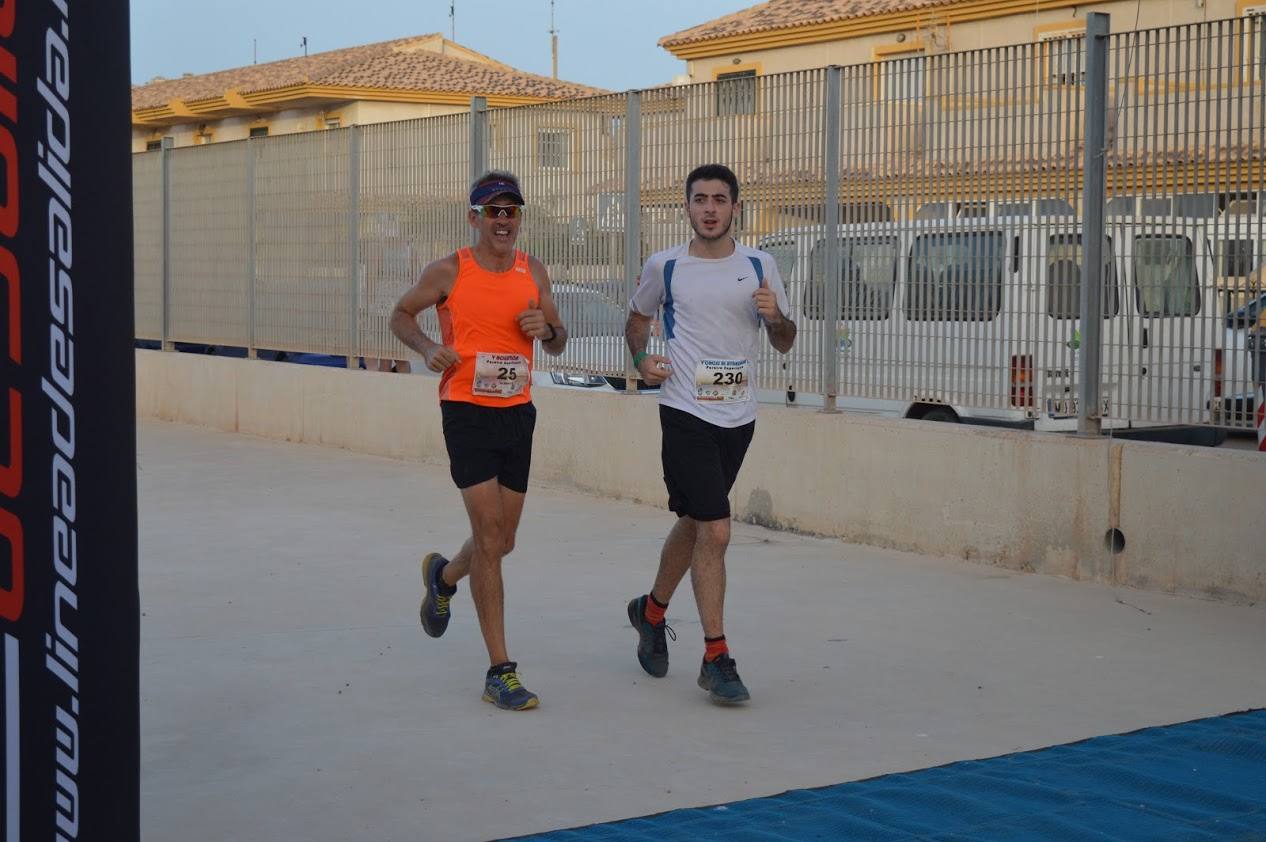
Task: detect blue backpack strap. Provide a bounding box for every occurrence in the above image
[748,255,765,325]
[747,254,764,285]
[662,259,677,340]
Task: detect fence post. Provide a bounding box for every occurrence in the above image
[469,96,488,247]
[246,138,257,359]
[1079,12,1111,436]
[346,125,361,369]
[160,136,174,351]
[821,66,843,413]
[623,90,642,394]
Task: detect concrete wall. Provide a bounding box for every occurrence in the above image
[136,350,1266,602]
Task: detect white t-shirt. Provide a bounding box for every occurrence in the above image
[630,240,791,428]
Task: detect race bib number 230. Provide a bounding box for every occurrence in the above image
[473,352,529,398]
[694,358,750,402]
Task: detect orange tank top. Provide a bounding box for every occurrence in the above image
[437,248,539,406]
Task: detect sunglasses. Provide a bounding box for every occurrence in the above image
[470,205,524,219]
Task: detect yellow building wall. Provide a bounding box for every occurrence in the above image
[339,101,467,124]
[133,101,471,152]
[686,0,1245,80]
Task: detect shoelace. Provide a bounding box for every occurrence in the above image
[434,593,450,616]
[713,656,740,682]
[498,672,525,692]
[652,623,677,655]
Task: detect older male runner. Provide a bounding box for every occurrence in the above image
[625,163,796,704]
[391,170,567,710]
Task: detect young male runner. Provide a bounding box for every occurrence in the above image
[391,170,567,710]
[624,164,796,705]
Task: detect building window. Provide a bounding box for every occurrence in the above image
[537,128,572,170]
[879,52,925,101]
[716,69,757,116]
[194,131,214,145]
[249,126,269,138]
[146,139,163,151]
[325,117,341,130]
[1038,27,1087,85]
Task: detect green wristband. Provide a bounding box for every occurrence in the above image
[632,351,649,368]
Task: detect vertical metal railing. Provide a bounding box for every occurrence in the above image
[622,90,642,392]
[159,136,173,350]
[822,66,843,412]
[246,139,257,358]
[346,125,362,368]
[469,96,488,251]
[1080,13,1111,436]
[131,150,164,341]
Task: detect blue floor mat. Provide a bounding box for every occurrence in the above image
[513,709,1266,841]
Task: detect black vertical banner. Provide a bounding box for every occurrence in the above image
[1,0,140,839]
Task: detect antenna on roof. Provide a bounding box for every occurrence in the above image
[253,38,257,65]
[450,2,456,41]
[549,0,558,79]
[300,35,308,57]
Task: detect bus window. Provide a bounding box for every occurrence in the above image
[1106,196,1135,217]
[1173,193,1218,218]
[1134,235,1200,317]
[1045,235,1119,319]
[905,232,1005,322]
[807,236,898,320]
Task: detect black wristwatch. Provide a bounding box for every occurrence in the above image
[542,324,559,342]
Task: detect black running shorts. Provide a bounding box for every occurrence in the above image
[440,400,537,493]
[659,404,755,522]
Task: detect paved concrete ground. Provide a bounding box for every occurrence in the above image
[139,420,1266,842]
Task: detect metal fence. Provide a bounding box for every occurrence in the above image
[134,14,1264,431]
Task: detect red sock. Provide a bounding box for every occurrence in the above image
[643,593,667,626]
[704,635,728,662]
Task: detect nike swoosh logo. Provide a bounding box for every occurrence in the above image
[736,276,749,283]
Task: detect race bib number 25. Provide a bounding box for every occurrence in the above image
[473,352,529,398]
[694,358,750,402]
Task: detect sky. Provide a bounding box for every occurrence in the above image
[129,0,756,91]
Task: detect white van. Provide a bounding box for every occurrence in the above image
[756,212,1225,433]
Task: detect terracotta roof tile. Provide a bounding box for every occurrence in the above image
[132,35,603,110]
[660,0,957,49]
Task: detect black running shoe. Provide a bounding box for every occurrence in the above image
[698,654,751,705]
[627,595,675,678]
[420,552,457,638]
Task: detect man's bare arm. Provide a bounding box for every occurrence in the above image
[625,309,672,385]
[390,255,460,371]
[527,256,568,356]
[765,313,797,354]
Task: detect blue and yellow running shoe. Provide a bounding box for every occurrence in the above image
[420,552,457,638]
[482,662,539,710]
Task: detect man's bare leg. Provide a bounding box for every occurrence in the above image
[649,516,697,606]
[442,484,526,587]
[456,479,518,666]
[689,517,730,640]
